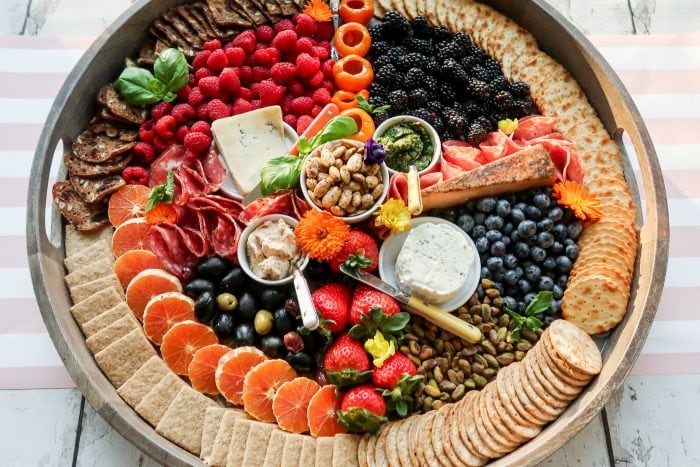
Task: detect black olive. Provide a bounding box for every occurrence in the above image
[260,335,286,358]
[194,291,217,322]
[212,313,235,339]
[286,351,315,373]
[259,288,286,309]
[219,267,246,293]
[237,292,257,321]
[273,307,294,335]
[184,278,215,299]
[233,323,255,346]
[297,325,325,353]
[196,256,230,282]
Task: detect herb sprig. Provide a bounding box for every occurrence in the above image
[504,291,552,342]
[146,171,175,211]
[116,48,188,106]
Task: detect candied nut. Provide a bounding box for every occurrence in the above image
[347,154,362,172]
[318,172,329,181]
[365,175,379,189]
[348,181,362,191]
[321,186,341,208]
[328,166,341,182]
[340,166,351,184]
[306,178,318,191]
[351,192,362,207]
[371,184,384,199]
[351,173,365,184]
[320,150,335,168]
[334,159,343,168]
[365,163,380,176]
[332,146,346,160]
[338,189,352,209]
[313,178,332,199]
[306,166,319,179]
[345,203,357,214]
[346,147,357,156]
[360,193,374,208]
[330,205,346,216]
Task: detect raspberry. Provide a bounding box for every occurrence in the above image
[283,114,298,129]
[198,76,220,98]
[318,41,331,55]
[280,94,294,114]
[224,47,246,66]
[250,82,260,97]
[154,115,177,139]
[251,99,262,110]
[253,47,280,67]
[171,103,195,124]
[190,121,211,136]
[138,120,155,143]
[239,87,253,101]
[311,46,329,60]
[252,66,271,82]
[150,102,172,121]
[192,50,212,69]
[237,66,253,84]
[203,39,222,51]
[219,68,241,95]
[175,125,189,143]
[184,131,212,153]
[288,80,305,97]
[257,79,285,106]
[176,84,191,102]
[187,87,205,106]
[231,98,253,115]
[296,53,320,78]
[305,70,324,88]
[273,19,294,34]
[122,166,149,186]
[152,136,170,153]
[206,49,228,71]
[255,25,275,44]
[290,96,314,115]
[188,75,196,88]
[194,67,212,82]
[312,87,331,105]
[297,115,313,134]
[208,99,230,120]
[271,29,297,52]
[293,37,314,55]
[321,59,335,78]
[231,30,256,53]
[320,79,335,93]
[311,105,322,117]
[314,22,334,41]
[294,14,317,37]
[270,62,297,84]
[132,142,156,165]
[196,103,209,121]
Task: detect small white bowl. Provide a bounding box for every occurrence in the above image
[372,115,441,176]
[217,122,298,200]
[237,214,309,286]
[378,217,481,312]
[299,139,390,224]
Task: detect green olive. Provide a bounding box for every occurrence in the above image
[217,293,238,312]
[254,310,274,335]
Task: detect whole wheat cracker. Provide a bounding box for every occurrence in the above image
[447,402,488,467]
[225,418,252,467]
[65,225,113,258]
[70,274,123,304]
[200,407,228,461]
[64,257,114,288]
[94,328,156,387]
[117,355,169,407]
[69,286,123,325]
[333,433,361,467]
[372,423,389,467]
[383,419,403,467]
[209,409,248,467]
[135,372,186,426]
[156,385,219,456]
[470,390,507,459]
[427,406,452,466]
[299,436,317,465]
[280,433,304,467]
[241,420,277,466]
[85,313,139,354]
[315,436,335,466]
[64,239,112,273]
[82,302,132,337]
[262,429,287,467]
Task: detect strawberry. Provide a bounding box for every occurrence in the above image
[349,284,400,325]
[338,384,387,434]
[348,306,410,346]
[311,282,351,333]
[371,353,423,417]
[328,230,379,273]
[323,333,370,388]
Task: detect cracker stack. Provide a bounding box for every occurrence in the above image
[363,320,601,466]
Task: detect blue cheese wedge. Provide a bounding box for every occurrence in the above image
[211,106,288,195]
[396,223,475,304]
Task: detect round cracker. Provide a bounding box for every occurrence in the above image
[491,376,542,441]
[459,391,500,459]
[475,385,520,453]
[414,411,437,466]
[396,416,417,467]
[540,331,592,384]
[519,360,567,420]
[495,365,541,429]
[525,351,579,403]
[384,419,404,467]
[447,402,488,466]
[442,405,465,467]
[471,391,510,457]
[373,423,390,467]
[408,410,427,467]
[532,343,585,396]
[483,382,528,445]
[503,363,549,426]
[563,273,630,335]
[364,430,377,467]
[357,434,369,467]
[426,406,451,467]
[546,320,603,374]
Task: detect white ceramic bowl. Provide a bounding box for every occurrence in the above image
[372,115,441,176]
[236,214,309,286]
[217,122,298,200]
[378,216,481,312]
[299,139,390,224]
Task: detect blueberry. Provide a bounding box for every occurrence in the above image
[476,197,497,212]
[475,237,490,253]
[513,267,524,279]
[524,264,541,282]
[503,222,514,236]
[474,213,486,225]
[481,266,492,280]
[485,230,502,242]
[510,208,525,223]
[472,225,487,238]
[496,200,511,217]
[524,292,537,305]
[501,236,511,247]
[530,246,547,262]
[517,279,532,293]
[537,232,555,249]
[525,205,542,220]
[504,270,519,285]
[503,254,518,269]
[552,224,567,240]
[518,220,537,238]
[556,256,573,273]
[537,218,554,232]
[514,202,528,211]
[486,256,504,272]
[539,275,554,291]
[566,244,580,261]
[533,193,551,209]
[557,274,569,288]
[485,215,504,230]
[567,222,583,239]
[514,242,530,259]
[548,207,564,222]
[542,257,557,271]
[457,214,475,233]
[551,241,564,254]
[563,238,576,247]
[510,230,521,243]
[493,270,505,282]
[442,209,458,223]
[490,241,506,257]
[552,285,564,300]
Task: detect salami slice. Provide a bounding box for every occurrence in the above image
[147,224,199,279]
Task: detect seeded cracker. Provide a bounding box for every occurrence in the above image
[299,436,317,465]
[332,433,361,467]
[262,429,287,467]
[280,432,304,467]
[136,372,185,426]
[69,287,123,325]
[395,416,417,467]
[94,329,156,387]
[208,409,248,467]
[474,389,511,456]
[241,421,276,466]
[506,363,550,425]
[64,239,112,273]
[529,346,581,400]
[82,302,132,337]
[64,225,113,257]
[315,436,335,466]
[64,257,115,289]
[156,385,219,456]
[200,407,228,460]
[70,274,123,304]
[117,355,169,407]
[85,314,140,354]
[363,432,377,467]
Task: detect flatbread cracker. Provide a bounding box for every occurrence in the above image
[65,225,113,257]
[117,355,169,407]
[70,274,123,304]
[82,302,132,337]
[69,286,123,325]
[201,407,228,460]
[156,385,219,455]
[94,328,156,387]
[263,429,287,467]
[65,257,114,289]
[209,409,248,467]
[315,436,335,466]
[332,433,361,467]
[299,436,317,465]
[64,239,112,273]
[280,433,304,467]
[85,314,139,354]
[226,419,252,467]
[241,421,277,466]
[136,372,185,426]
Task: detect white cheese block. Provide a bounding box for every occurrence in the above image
[396,223,475,304]
[211,106,288,195]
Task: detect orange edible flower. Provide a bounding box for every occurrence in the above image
[145,203,178,225]
[552,180,603,222]
[295,210,350,260]
[303,0,333,22]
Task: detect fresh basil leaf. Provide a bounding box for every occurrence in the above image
[116,67,164,106]
[524,316,543,332]
[356,95,391,114]
[154,48,189,92]
[524,291,554,316]
[308,116,358,149]
[146,171,175,211]
[162,91,177,103]
[297,137,313,157]
[260,156,305,196]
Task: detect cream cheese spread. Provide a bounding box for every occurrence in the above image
[246,219,300,280]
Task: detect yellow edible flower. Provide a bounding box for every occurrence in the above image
[374,199,411,234]
[498,118,519,135]
[364,331,395,368]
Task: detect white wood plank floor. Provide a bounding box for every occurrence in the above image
[0,0,698,466]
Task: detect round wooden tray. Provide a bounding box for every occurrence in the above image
[26,0,669,465]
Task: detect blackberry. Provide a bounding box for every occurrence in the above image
[469,79,491,100]
[489,76,510,93]
[482,58,502,77]
[466,44,487,58]
[437,42,461,61]
[406,37,432,55]
[443,108,468,137]
[409,88,429,106]
[462,102,482,118]
[411,16,433,38]
[369,82,389,98]
[373,55,391,70]
[511,81,531,98]
[367,23,385,42]
[494,90,515,110]
[410,107,432,122]
[374,64,396,86]
[423,75,439,94]
[427,100,446,114]
[514,99,534,117]
[422,58,441,75]
[442,59,469,84]
[438,82,457,102]
[384,11,412,38]
[469,65,491,82]
[430,114,445,134]
[404,68,427,90]
[370,40,391,57]
[388,89,409,110]
[475,116,494,132]
[369,95,389,108]
[374,110,392,125]
[460,55,480,71]
[385,46,408,65]
[453,32,472,51]
[467,122,488,145]
[432,26,453,43]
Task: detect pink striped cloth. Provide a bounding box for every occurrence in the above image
[2,34,698,389]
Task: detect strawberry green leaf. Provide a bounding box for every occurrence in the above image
[342,254,373,272]
[337,407,388,434]
[325,369,372,389]
[381,374,423,418]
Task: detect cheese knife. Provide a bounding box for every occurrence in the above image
[339,265,483,343]
[330,0,341,62]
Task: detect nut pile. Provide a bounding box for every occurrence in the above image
[400,278,542,414]
[304,140,384,217]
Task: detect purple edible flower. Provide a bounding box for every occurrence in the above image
[364,138,388,164]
